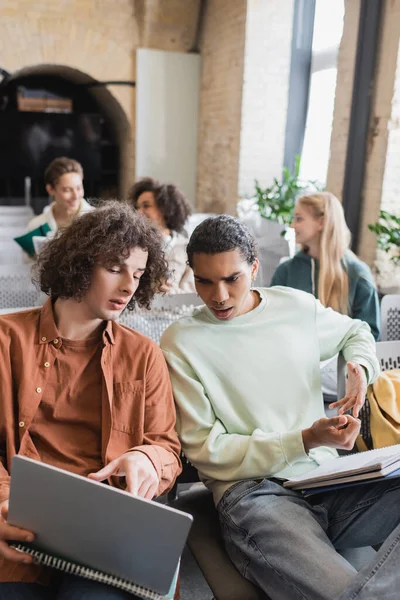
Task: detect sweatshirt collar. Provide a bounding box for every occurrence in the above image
[202,288,267,325]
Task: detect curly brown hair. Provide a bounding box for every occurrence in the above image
[44,157,84,188]
[33,201,168,310]
[128,177,192,233]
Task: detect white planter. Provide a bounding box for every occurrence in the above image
[237,200,293,286]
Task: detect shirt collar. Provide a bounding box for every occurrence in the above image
[39,298,115,345]
[103,320,115,345]
[38,298,61,344]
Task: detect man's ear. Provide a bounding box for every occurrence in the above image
[251,258,259,281]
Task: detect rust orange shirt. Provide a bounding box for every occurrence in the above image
[0,299,181,584]
[29,335,103,476]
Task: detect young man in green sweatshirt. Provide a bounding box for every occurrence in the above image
[161,215,400,600]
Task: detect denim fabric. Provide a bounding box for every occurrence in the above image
[218,477,400,600]
[0,575,138,599]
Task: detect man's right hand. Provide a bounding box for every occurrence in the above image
[0,500,35,564]
[302,415,361,453]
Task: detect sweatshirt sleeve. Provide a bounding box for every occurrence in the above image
[315,299,380,384]
[351,276,380,341]
[162,349,309,482]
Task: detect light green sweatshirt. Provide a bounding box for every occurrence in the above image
[161,287,380,505]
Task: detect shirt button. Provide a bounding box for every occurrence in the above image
[36,387,42,393]
[44,362,50,368]
[53,338,59,345]
[41,336,47,342]
[19,421,25,428]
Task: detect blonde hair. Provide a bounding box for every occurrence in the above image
[297,191,351,314]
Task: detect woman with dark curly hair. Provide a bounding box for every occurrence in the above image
[129,177,195,294]
[0,201,181,598]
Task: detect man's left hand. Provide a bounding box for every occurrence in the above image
[328,361,367,418]
[88,451,159,499]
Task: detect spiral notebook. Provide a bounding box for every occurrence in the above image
[8,456,192,598]
[283,443,400,491]
[10,543,179,599]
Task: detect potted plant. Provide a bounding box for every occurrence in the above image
[368,210,400,264]
[254,155,314,229]
[368,210,400,294]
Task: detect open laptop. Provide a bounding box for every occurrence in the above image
[8,456,192,595]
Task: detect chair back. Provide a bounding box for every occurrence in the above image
[380,294,400,341]
[0,265,41,308]
[0,226,27,239]
[0,239,26,264]
[0,206,33,217]
[119,293,203,344]
[0,215,31,228]
[0,307,36,315]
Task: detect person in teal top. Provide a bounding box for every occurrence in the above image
[271,191,380,341]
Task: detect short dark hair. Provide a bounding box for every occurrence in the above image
[44,157,84,188]
[33,201,168,310]
[128,177,192,233]
[186,215,258,267]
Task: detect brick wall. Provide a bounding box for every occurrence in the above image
[196,0,247,214]
[0,0,201,198]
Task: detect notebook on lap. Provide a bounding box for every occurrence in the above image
[8,456,192,599]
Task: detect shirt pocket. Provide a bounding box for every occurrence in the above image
[112,380,144,434]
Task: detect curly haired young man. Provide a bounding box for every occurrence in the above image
[0,202,181,599]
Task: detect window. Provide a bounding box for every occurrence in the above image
[300,1,345,185]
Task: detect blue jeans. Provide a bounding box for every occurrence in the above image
[218,477,400,600]
[0,574,139,599]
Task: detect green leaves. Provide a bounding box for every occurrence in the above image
[254,155,320,226]
[368,210,400,264]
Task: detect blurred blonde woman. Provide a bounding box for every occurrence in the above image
[271,191,379,339]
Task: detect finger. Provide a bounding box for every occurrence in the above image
[340,416,361,435]
[137,478,157,500]
[0,541,33,564]
[125,467,139,496]
[345,415,361,428]
[329,397,348,409]
[338,401,356,415]
[137,478,151,499]
[0,522,35,543]
[326,415,348,428]
[1,505,8,520]
[352,395,364,418]
[88,458,121,482]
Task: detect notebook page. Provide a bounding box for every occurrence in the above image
[285,444,400,486]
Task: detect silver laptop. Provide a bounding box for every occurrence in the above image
[8,456,192,595]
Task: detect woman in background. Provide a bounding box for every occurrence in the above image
[271,191,379,396]
[129,177,195,294]
[27,157,94,233]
